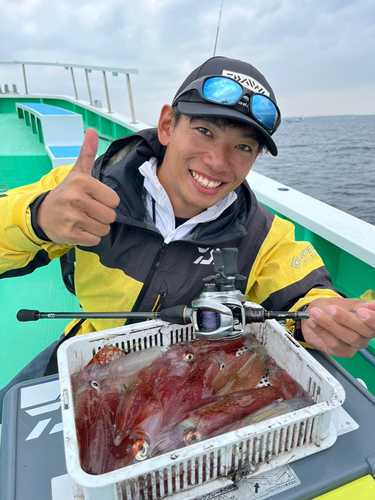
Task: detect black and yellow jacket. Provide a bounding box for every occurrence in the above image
[0,128,341,338]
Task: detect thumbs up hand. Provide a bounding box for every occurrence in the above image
[36,128,120,246]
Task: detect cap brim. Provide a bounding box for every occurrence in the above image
[177,101,278,156]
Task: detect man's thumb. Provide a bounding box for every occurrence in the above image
[72,128,98,175]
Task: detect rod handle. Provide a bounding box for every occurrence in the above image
[17,309,40,322]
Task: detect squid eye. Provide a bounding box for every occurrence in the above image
[184,430,201,446]
[235,347,248,357]
[219,360,225,370]
[133,440,149,461]
[90,380,100,392]
[183,351,195,362]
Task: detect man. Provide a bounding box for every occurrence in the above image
[1,56,374,417]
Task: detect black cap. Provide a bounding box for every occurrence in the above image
[172,56,279,156]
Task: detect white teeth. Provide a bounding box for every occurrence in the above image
[191,171,221,189]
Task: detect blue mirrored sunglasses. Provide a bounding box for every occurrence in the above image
[172,76,281,134]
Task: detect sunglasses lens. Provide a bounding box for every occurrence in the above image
[203,77,242,105]
[252,94,278,129]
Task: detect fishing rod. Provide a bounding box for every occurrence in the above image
[17,249,309,340]
[16,307,308,324]
[16,307,309,341]
[213,0,224,57]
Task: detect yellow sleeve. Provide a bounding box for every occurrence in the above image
[244,215,341,342]
[0,165,74,275]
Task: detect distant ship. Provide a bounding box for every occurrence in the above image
[285,114,304,122]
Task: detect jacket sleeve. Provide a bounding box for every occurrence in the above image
[244,214,342,339]
[0,165,74,278]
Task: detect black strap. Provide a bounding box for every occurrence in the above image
[60,248,76,296]
[44,319,85,376]
[30,192,52,241]
[152,197,156,223]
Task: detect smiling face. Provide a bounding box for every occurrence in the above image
[157,105,260,219]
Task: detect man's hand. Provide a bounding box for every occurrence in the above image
[36,128,120,246]
[301,297,375,357]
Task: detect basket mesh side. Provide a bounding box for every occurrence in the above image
[120,412,323,500]
[170,326,195,345]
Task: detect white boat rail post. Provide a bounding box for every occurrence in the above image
[66,66,79,100]
[102,70,112,113]
[84,68,93,106]
[21,63,28,94]
[126,73,136,123]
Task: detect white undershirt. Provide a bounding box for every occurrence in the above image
[139,157,237,243]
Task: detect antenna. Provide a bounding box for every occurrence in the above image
[213,0,224,57]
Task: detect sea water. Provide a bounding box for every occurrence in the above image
[252,115,375,226]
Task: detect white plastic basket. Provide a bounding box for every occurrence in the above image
[57,309,345,500]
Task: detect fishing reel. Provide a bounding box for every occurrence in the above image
[188,248,308,340]
[190,248,248,340]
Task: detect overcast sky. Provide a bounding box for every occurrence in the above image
[1,0,375,126]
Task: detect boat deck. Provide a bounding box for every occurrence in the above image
[0,263,79,389]
[0,112,111,189]
[0,112,50,189]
